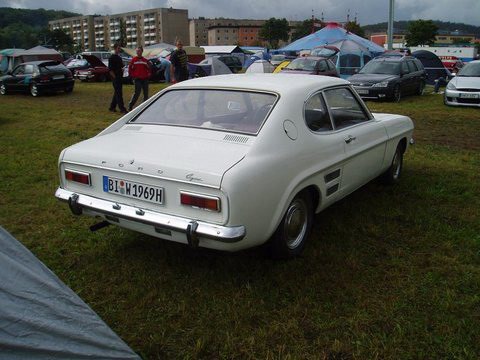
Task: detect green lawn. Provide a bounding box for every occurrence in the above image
[0,82,479,359]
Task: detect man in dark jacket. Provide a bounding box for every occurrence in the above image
[128,46,151,111]
[170,40,189,83]
[108,43,127,113]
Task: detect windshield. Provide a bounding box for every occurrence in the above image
[131,89,278,135]
[285,58,317,71]
[457,62,480,77]
[359,60,400,75]
[311,47,338,58]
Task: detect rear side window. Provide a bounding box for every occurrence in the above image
[323,88,369,130]
[304,93,332,132]
[407,61,418,72]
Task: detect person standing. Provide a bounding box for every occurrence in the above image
[128,46,151,111]
[170,40,189,83]
[108,43,127,113]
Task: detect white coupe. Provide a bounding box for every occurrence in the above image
[55,74,414,258]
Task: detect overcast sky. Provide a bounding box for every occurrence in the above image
[1,0,479,26]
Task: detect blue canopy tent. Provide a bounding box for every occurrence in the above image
[279,23,385,78]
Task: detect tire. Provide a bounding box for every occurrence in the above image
[0,83,6,95]
[391,84,401,102]
[269,191,314,259]
[382,144,404,185]
[30,84,39,97]
[417,81,425,95]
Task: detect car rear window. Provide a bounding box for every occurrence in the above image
[131,89,278,135]
[40,63,67,73]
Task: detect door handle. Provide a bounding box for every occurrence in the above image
[344,135,356,144]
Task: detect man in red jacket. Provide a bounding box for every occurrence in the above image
[128,46,151,111]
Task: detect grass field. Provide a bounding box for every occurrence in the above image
[0,81,479,359]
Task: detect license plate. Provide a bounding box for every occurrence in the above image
[103,176,163,204]
[53,75,64,80]
[356,89,369,94]
[459,93,479,99]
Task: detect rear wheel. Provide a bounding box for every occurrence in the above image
[30,84,39,97]
[417,81,425,95]
[0,83,6,95]
[269,191,313,259]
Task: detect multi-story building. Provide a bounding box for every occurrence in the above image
[49,7,189,51]
[50,15,95,51]
[370,32,477,48]
[190,18,301,47]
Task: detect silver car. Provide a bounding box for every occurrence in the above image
[444,60,480,107]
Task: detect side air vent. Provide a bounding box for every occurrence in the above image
[223,134,249,143]
[125,126,143,131]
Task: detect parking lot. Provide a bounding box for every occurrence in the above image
[0,82,479,358]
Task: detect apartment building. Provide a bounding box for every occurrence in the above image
[49,7,189,51]
[370,32,477,48]
[190,18,301,47]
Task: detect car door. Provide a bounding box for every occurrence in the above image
[8,65,27,92]
[323,87,388,194]
[400,60,414,94]
[303,91,346,206]
[407,60,421,91]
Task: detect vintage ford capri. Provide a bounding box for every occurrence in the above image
[55,74,414,258]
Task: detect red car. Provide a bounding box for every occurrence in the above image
[75,55,111,82]
[280,56,339,77]
[440,56,464,74]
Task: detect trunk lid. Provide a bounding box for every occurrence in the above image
[62,125,252,188]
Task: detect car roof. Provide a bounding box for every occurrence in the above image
[372,56,416,62]
[170,74,349,95]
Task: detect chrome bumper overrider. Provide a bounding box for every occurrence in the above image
[55,188,246,244]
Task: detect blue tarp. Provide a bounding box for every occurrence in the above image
[279,23,385,78]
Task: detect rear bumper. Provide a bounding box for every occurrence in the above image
[55,187,246,245]
[37,79,74,90]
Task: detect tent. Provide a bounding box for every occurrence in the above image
[279,23,385,78]
[16,46,63,64]
[189,57,232,78]
[0,49,25,73]
[243,51,271,69]
[412,49,450,85]
[0,226,140,359]
[201,45,248,65]
[245,59,275,73]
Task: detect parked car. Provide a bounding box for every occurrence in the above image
[349,56,427,102]
[55,74,414,258]
[75,55,111,82]
[0,60,74,97]
[81,51,112,66]
[280,56,339,77]
[444,60,480,107]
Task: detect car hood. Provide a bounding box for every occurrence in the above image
[61,125,251,188]
[449,76,480,89]
[349,74,398,85]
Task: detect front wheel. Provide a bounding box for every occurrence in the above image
[30,84,39,97]
[382,144,404,184]
[391,84,401,102]
[0,83,6,95]
[269,192,313,258]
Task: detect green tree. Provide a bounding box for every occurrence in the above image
[291,19,324,42]
[259,18,290,49]
[38,28,74,52]
[405,19,438,46]
[345,21,365,38]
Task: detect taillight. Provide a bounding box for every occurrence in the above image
[65,169,91,186]
[180,192,220,212]
[66,72,73,79]
[39,75,50,83]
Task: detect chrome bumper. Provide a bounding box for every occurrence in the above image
[55,188,246,244]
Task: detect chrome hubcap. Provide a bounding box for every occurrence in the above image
[284,199,308,249]
[0,84,5,94]
[392,152,401,179]
[31,85,37,96]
